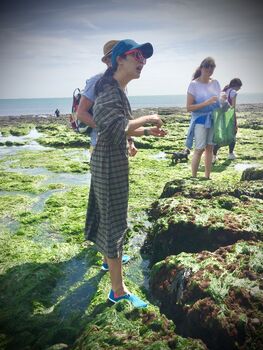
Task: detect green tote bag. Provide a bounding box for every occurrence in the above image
[213,107,236,147]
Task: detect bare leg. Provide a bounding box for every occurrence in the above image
[204,144,213,179]
[107,256,128,296]
[191,149,204,177]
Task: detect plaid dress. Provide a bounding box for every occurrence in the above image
[85,83,133,258]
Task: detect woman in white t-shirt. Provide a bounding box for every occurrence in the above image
[213,78,243,161]
[186,57,223,179]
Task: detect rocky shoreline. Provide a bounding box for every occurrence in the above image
[0,103,262,127]
[0,103,262,349]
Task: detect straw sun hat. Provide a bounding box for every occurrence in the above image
[101,40,119,63]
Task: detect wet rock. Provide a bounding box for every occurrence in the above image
[149,241,263,350]
[72,300,208,350]
[241,167,263,181]
[143,180,262,265]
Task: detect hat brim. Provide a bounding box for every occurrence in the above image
[133,43,153,59]
[101,50,112,63]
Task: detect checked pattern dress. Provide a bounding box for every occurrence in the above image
[85,83,133,258]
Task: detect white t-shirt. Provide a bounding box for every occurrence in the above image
[226,88,237,104]
[187,79,221,104]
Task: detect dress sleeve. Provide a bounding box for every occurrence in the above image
[93,86,129,144]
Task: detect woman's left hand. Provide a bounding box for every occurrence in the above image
[149,127,167,137]
[128,142,138,157]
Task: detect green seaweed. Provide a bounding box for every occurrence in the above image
[149,241,263,350]
[0,108,262,349]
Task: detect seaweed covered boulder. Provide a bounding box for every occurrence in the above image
[159,178,263,201]
[241,167,263,181]
[72,300,208,350]
[142,179,263,265]
[149,240,263,350]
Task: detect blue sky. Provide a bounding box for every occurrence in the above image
[0,0,262,98]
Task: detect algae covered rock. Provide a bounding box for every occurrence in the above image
[149,240,263,350]
[143,180,263,265]
[241,167,263,181]
[72,300,207,350]
[159,178,263,200]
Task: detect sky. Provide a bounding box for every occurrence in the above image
[0,0,262,99]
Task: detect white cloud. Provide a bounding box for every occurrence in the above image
[0,0,262,98]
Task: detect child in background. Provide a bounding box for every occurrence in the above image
[213,78,243,162]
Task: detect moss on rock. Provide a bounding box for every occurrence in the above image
[149,241,263,350]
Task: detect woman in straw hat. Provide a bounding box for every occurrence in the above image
[77,40,120,153]
[85,39,166,308]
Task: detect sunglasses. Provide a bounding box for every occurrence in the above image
[202,63,216,69]
[124,49,146,65]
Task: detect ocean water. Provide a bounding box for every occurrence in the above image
[0,93,262,117]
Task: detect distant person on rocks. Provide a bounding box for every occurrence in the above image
[76,40,137,157]
[213,78,243,162]
[85,39,166,308]
[185,57,225,179]
[54,109,60,117]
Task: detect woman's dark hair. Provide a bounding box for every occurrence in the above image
[223,78,242,92]
[95,53,128,96]
[192,57,216,80]
[95,66,118,96]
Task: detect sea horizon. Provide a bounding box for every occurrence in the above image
[0,93,263,117]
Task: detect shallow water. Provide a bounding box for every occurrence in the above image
[0,217,20,233]
[32,189,67,212]
[234,163,261,171]
[32,221,65,246]
[0,128,54,155]
[149,151,167,160]
[0,127,42,142]
[5,166,91,186]
[49,251,102,318]
[125,215,152,289]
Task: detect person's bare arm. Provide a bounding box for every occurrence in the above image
[76,96,96,128]
[128,126,166,137]
[186,93,218,112]
[126,114,163,135]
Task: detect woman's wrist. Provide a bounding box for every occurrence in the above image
[144,128,150,136]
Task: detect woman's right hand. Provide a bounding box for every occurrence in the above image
[147,114,163,128]
[206,96,218,106]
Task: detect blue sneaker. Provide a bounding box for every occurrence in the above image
[101,254,131,271]
[108,289,148,308]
